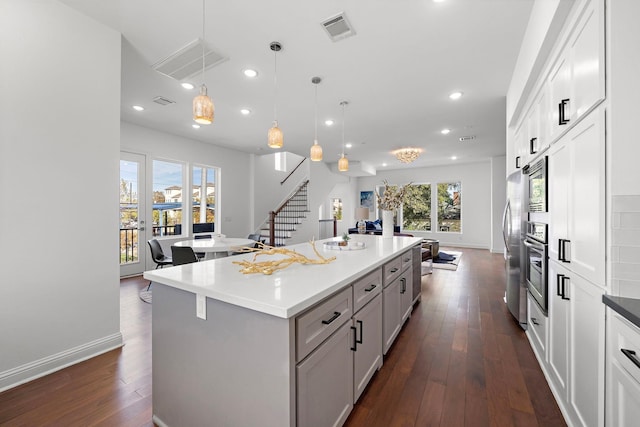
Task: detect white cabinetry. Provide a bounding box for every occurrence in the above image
[548,107,605,287]
[548,0,605,141]
[607,312,640,427]
[527,293,548,360]
[546,260,605,427]
[352,294,382,403]
[382,251,413,355]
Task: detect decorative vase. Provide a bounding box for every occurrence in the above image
[382,210,394,238]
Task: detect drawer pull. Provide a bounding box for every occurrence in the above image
[364,284,377,292]
[321,311,341,325]
[621,348,640,370]
[390,267,399,273]
[351,326,357,351]
[404,258,411,262]
[356,320,363,344]
[531,317,540,326]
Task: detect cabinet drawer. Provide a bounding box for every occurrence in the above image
[610,313,640,385]
[400,250,413,272]
[527,294,547,356]
[383,257,402,287]
[296,287,352,362]
[353,268,382,313]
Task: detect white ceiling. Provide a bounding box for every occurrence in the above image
[61,0,533,171]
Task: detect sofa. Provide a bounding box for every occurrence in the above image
[348,219,400,235]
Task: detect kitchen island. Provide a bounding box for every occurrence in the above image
[144,234,421,427]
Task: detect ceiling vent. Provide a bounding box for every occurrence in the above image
[459,135,476,142]
[152,39,228,81]
[321,12,356,42]
[153,96,176,106]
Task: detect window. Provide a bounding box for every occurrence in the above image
[402,183,431,231]
[152,160,184,236]
[437,182,461,232]
[331,198,343,221]
[192,165,217,232]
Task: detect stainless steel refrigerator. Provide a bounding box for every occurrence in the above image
[503,170,527,327]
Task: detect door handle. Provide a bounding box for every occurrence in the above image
[356,320,363,344]
[502,200,510,252]
[559,99,570,125]
[350,326,357,351]
[530,137,538,155]
[561,276,570,300]
[556,274,564,297]
[400,278,406,294]
[516,156,521,169]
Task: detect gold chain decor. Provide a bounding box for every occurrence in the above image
[232,240,336,275]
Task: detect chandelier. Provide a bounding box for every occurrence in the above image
[394,148,421,163]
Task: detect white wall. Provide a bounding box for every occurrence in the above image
[121,121,252,257]
[0,0,122,390]
[356,162,492,249]
[490,156,507,253]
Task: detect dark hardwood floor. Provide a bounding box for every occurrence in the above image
[0,248,565,426]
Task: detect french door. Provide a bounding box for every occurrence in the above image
[120,152,148,277]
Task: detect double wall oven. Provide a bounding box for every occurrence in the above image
[523,156,549,314]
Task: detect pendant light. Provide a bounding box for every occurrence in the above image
[310,77,323,161]
[268,42,283,148]
[338,101,349,172]
[193,0,214,125]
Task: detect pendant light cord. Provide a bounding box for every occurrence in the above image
[341,102,346,156]
[273,49,278,122]
[314,84,318,140]
[201,0,205,81]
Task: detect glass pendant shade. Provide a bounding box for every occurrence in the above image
[338,154,349,172]
[193,84,214,125]
[268,121,283,148]
[310,140,323,161]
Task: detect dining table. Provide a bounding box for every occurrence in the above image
[173,237,257,260]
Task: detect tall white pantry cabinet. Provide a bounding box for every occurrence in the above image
[503,0,635,425]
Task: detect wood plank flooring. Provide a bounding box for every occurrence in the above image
[0,248,565,426]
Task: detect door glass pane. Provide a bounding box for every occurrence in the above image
[437,182,462,232]
[192,166,216,233]
[120,160,139,264]
[152,160,184,236]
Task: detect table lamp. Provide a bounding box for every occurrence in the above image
[355,207,370,234]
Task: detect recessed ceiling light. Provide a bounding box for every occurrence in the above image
[382,163,387,167]
[433,0,447,3]
[181,82,195,90]
[325,119,334,126]
[132,105,144,111]
[243,69,258,78]
[449,91,463,100]
[345,143,353,148]
[240,108,251,115]
[192,124,200,129]
[451,156,457,160]
[441,128,451,135]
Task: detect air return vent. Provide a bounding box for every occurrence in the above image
[459,135,476,142]
[153,96,176,106]
[321,12,356,42]
[152,39,228,81]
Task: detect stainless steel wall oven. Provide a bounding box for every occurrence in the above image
[524,156,547,213]
[523,221,548,314]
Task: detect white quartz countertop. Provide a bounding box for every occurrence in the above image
[143,235,422,318]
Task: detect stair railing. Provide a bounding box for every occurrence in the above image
[268,179,310,246]
[280,157,307,185]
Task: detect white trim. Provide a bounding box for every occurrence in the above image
[0,333,123,392]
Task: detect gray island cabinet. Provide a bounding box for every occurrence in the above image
[144,235,421,427]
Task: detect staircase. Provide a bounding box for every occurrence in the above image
[261,180,310,246]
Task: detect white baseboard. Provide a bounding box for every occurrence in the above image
[0,332,123,392]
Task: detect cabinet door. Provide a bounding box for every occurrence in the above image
[548,49,572,140]
[400,273,413,324]
[568,274,605,427]
[567,108,605,287]
[353,294,382,403]
[547,260,569,398]
[570,0,605,121]
[548,139,569,262]
[383,278,402,355]
[608,361,640,427]
[297,321,354,427]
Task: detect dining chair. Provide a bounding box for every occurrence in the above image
[147,239,173,291]
[148,239,173,269]
[193,234,211,259]
[171,246,199,266]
